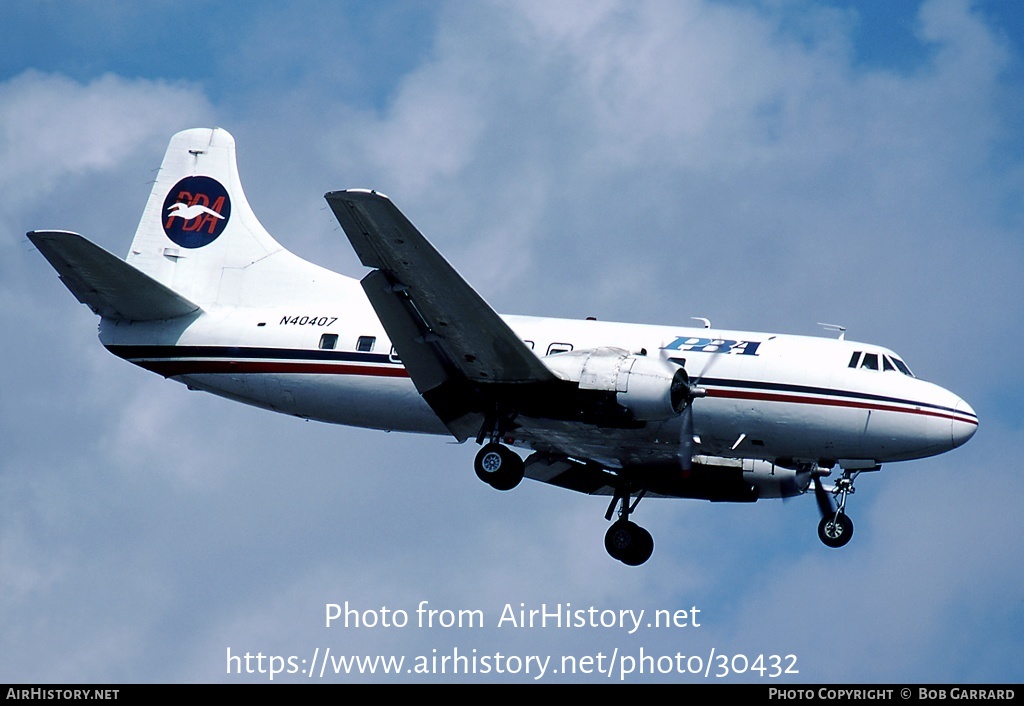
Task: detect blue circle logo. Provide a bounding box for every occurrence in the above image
[161,176,232,248]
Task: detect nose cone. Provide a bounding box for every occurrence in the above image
[952,398,979,448]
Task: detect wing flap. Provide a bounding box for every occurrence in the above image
[360,269,452,393]
[28,230,201,321]
[523,452,618,495]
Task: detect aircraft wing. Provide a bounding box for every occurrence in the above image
[28,230,201,321]
[325,190,560,441]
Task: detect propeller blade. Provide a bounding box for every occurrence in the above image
[679,403,694,471]
[812,474,835,519]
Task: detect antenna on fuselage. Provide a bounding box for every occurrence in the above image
[818,322,846,340]
[691,317,711,329]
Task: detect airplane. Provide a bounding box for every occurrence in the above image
[28,127,978,566]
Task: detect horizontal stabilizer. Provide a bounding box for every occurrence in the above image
[28,230,201,321]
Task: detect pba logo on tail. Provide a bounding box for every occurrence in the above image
[161,176,232,248]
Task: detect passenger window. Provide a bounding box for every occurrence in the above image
[546,342,573,355]
[860,353,879,371]
[319,333,338,350]
[356,336,376,352]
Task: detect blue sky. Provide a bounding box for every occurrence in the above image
[2,0,1022,684]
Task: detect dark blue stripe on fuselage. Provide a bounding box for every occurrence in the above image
[700,376,973,421]
[105,344,393,366]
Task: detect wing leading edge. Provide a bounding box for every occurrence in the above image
[325,189,560,441]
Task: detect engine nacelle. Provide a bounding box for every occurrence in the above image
[542,347,689,421]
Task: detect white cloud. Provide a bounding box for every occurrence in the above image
[0,71,212,204]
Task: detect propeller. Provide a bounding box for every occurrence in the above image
[679,402,696,471]
[676,361,710,472]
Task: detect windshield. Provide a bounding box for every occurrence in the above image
[847,350,915,378]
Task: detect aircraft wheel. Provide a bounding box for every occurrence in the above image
[474,443,523,491]
[605,520,654,565]
[818,512,854,548]
[622,525,654,566]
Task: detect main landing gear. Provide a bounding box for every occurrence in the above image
[474,442,524,491]
[604,488,654,566]
[815,470,858,549]
[471,442,655,566]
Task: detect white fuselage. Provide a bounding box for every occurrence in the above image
[98,273,978,472]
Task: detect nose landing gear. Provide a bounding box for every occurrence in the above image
[818,511,853,547]
[815,471,857,548]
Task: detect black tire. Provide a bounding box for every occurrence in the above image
[474,443,504,483]
[474,443,524,491]
[621,525,654,566]
[605,520,637,561]
[605,520,653,564]
[818,512,854,548]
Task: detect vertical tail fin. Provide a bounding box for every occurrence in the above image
[126,128,287,306]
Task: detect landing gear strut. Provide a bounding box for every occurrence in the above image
[816,470,857,548]
[604,488,654,565]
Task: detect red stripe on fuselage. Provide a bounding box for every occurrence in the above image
[132,359,410,378]
[707,388,978,426]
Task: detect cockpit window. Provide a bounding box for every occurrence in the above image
[891,357,915,377]
[847,349,914,377]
